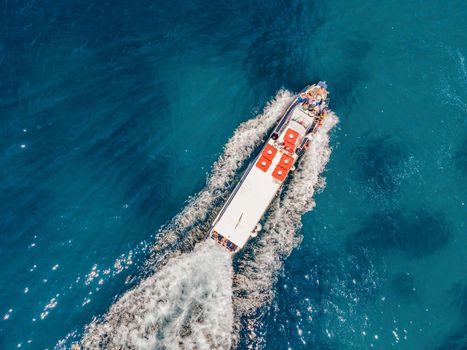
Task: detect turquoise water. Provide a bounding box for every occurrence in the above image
[1,0,466,349]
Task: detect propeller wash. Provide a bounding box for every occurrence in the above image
[77,85,338,350]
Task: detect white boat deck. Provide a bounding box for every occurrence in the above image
[212,143,282,249]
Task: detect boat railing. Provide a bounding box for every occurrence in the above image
[274,85,312,134]
[274,99,299,134]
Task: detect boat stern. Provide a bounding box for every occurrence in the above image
[210,230,238,253]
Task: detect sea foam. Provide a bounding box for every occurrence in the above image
[144,90,295,269]
[232,111,338,346]
[81,241,233,349]
[77,90,338,349]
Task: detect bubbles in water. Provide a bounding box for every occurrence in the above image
[76,90,296,349]
[145,90,295,266]
[75,90,338,349]
[232,112,338,345]
[80,242,233,350]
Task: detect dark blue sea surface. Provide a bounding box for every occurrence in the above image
[1,0,466,349]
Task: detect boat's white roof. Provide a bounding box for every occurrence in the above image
[212,149,282,248]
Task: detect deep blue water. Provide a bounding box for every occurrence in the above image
[1,0,466,349]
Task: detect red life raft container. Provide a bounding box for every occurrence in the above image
[284,128,299,144]
[279,153,294,170]
[272,165,288,181]
[262,144,277,161]
[256,156,272,172]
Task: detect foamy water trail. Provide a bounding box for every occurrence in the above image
[77,91,338,349]
[80,242,233,349]
[232,112,339,344]
[76,91,294,349]
[146,90,295,268]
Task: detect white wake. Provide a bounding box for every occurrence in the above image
[77,91,295,349]
[145,90,295,268]
[81,242,233,349]
[232,111,339,345]
[76,90,338,349]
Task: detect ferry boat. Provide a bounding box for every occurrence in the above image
[210,82,330,253]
